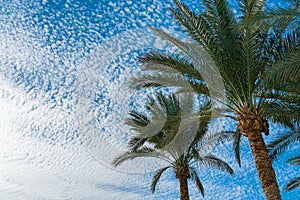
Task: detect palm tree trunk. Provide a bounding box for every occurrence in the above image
[175,162,190,200]
[178,177,190,200]
[247,129,281,200]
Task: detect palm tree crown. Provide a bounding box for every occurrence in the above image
[113,92,233,200]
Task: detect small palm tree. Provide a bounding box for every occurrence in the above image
[128,0,300,199]
[267,126,300,191]
[113,92,233,200]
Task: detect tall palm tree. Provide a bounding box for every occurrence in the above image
[267,126,300,191]
[113,92,233,200]
[128,0,300,199]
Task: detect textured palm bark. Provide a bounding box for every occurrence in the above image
[237,106,281,200]
[247,130,281,200]
[178,176,190,200]
[175,162,190,200]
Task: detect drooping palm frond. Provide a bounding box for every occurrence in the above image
[284,155,300,191]
[233,130,242,167]
[140,51,205,82]
[250,6,300,29]
[266,49,300,87]
[194,154,234,175]
[195,131,234,155]
[112,147,171,167]
[189,167,205,197]
[264,100,300,128]
[128,72,210,95]
[267,127,300,160]
[128,136,148,151]
[288,155,300,165]
[151,166,172,193]
[285,176,300,191]
[125,96,168,139]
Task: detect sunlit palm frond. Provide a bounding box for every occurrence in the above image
[267,127,300,160]
[285,176,300,191]
[140,50,204,83]
[151,166,172,193]
[189,167,205,197]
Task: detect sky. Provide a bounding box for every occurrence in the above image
[0,0,299,199]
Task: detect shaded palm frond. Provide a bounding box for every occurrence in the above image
[127,111,150,127]
[233,130,242,167]
[252,7,300,29]
[196,154,234,175]
[264,100,300,128]
[112,147,169,167]
[240,0,265,18]
[267,128,300,160]
[128,137,148,151]
[285,176,300,191]
[151,166,172,193]
[264,47,300,88]
[196,131,234,154]
[189,167,205,197]
[288,155,300,165]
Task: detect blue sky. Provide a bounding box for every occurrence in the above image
[0,0,299,199]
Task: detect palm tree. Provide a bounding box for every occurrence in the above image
[267,126,300,191]
[128,0,300,199]
[113,92,233,200]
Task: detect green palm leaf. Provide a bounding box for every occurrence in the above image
[285,176,300,191]
[233,130,242,167]
[189,167,205,197]
[195,154,234,175]
[267,127,300,160]
[151,166,172,193]
[288,155,300,166]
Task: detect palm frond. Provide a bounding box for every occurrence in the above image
[233,130,242,167]
[128,137,148,151]
[128,72,209,95]
[288,155,300,165]
[267,128,300,160]
[240,0,265,18]
[151,166,171,193]
[264,100,300,128]
[251,7,300,29]
[264,47,300,88]
[112,147,170,167]
[196,131,234,155]
[196,154,234,175]
[189,167,205,197]
[285,176,300,191]
[140,51,204,82]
